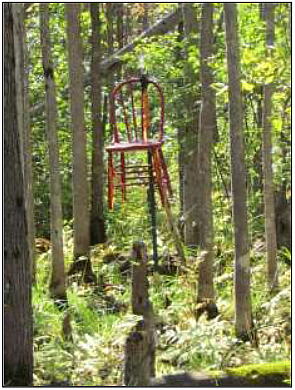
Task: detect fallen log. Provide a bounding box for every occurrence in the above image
[149,361,291,387]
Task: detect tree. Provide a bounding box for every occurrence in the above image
[90,3,106,245]
[196,3,218,319]
[12,3,36,282]
[66,3,95,281]
[106,3,115,91]
[262,3,278,290]
[4,3,33,384]
[181,3,200,247]
[224,3,252,340]
[40,3,67,302]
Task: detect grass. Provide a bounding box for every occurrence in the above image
[32,225,291,386]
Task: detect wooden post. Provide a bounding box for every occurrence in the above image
[124,242,155,386]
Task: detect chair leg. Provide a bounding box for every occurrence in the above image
[152,148,166,206]
[152,148,185,263]
[120,152,126,203]
[158,148,173,197]
[108,152,115,209]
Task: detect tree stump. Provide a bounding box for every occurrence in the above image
[124,320,155,386]
[131,241,149,315]
[124,241,155,386]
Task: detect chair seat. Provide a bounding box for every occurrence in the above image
[106,140,163,152]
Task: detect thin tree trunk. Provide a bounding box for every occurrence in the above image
[4,3,33,384]
[106,3,115,91]
[66,4,95,282]
[115,3,124,79]
[90,3,106,245]
[23,10,36,283]
[12,3,36,282]
[224,3,253,341]
[142,3,149,31]
[176,21,185,231]
[262,3,278,290]
[196,3,218,320]
[181,3,200,247]
[40,3,67,302]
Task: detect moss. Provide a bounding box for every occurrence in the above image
[224,360,290,378]
[204,361,291,387]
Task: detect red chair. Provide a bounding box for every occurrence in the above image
[106,75,172,209]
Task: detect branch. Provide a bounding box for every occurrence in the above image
[30,8,182,117]
[100,7,182,73]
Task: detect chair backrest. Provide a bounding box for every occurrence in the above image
[109,76,165,144]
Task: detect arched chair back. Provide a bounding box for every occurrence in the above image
[109,76,165,148]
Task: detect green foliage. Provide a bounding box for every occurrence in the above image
[33,239,291,385]
[28,3,291,386]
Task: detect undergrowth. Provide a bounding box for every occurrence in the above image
[33,231,291,386]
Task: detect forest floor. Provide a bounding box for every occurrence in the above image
[33,237,291,386]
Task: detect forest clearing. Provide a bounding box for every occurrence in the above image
[4,2,291,387]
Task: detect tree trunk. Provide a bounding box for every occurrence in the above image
[181,3,200,247]
[224,3,253,341]
[40,3,67,302]
[66,4,95,281]
[175,20,185,234]
[262,3,278,290]
[196,3,218,320]
[4,3,33,384]
[12,3,36,283]
[106,2,115,128]
[90,3,106,245]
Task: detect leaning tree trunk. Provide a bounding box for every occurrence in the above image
[181,3,200,247]
[4,3,33,384]
[224,3,253,341]
[12,3,36,282]
[66,4,95,282]
[262,3,278,291]
[40,3,67,302]
[90,3,106,245]
[196,3,218,320]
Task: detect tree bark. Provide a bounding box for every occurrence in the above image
[40,3,67,302]
[12,3,36,283]
[66,4,95,281]
[4,3,33,384]
[181,3,200,247]
[224,3,253,341]
[90,3,106,245]
[196,3,218,320]
[262,3,278,290]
